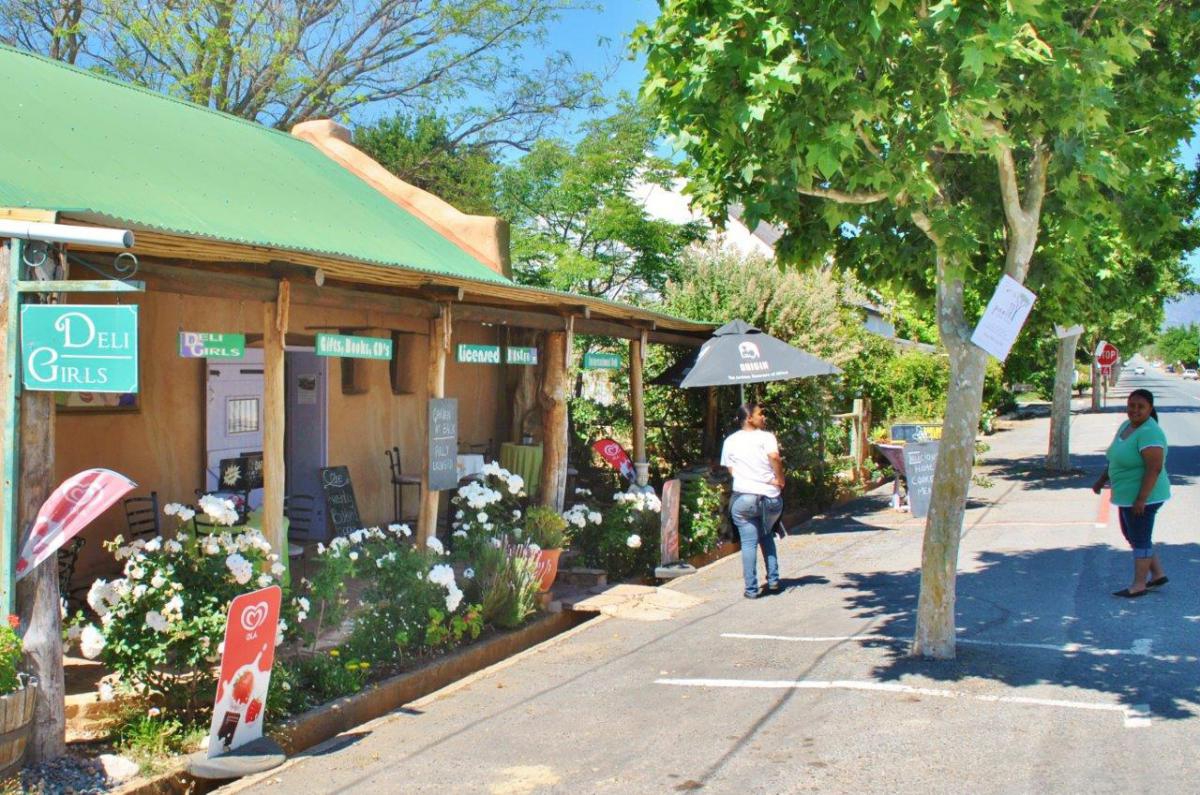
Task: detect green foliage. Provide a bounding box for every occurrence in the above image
[0,616,22,696]
[470,541,541,630]
[571,492,662,581]
[678,477,724,559]
[499,100,706,300]
[1155,324,1200,368]
[875,353,949,423]
[290,652,369,705]
[116,712,188,771]
[355,114,500,215]
[522,505,570,550]
[424,606,484,650]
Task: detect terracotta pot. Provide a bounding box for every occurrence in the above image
[0,677,37,780]
[534,548,562,593]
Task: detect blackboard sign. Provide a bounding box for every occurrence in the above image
[320,466,362,536]
[428,398,459,491]
[891,423,938,442]
[902,441,939,520]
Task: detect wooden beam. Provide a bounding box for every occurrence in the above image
[538,330,569,511]
[630,334,646,472]
[417,307,450,544]
[420,284,464,302]
[0,208,57,223]
[261,283,287,557]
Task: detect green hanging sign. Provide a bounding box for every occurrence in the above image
[583,351,622,370]
[179,332,245,359]
[20,305,139,393]
[506,346,538,366]
[457,344,501,364]
[316,333,393,360]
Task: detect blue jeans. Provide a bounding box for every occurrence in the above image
[1118,502,1161,559]
[731,493,782,595]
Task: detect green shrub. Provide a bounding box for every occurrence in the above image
[471,541,540,629]
[0,616,22,696]
[679,477,724,559]
[523,505,571,549]
[572,491,662,581]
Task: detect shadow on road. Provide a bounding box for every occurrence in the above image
[837,543,1200,721]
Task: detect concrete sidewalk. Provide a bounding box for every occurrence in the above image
[240,386,1199,794]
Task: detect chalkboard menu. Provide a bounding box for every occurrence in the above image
[320,466,362,537]
[428,398,459,491]
[902,441,939,520]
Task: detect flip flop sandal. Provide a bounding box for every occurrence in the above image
[1147,576,1169,589]
[1112,588,1149,598]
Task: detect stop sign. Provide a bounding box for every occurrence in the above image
[1096,342,1119,367]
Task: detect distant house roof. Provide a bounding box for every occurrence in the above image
[0,44,507,285]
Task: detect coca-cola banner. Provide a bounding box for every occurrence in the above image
[16,469,136,581]
[592,438,634,483]
[208,586,282,757]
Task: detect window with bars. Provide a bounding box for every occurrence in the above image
[226,397,260,434]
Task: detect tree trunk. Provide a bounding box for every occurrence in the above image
[629,334,646,485]
[16,390,66,763]
[1046,332,1080,471]
[261,293,286,556]
[1090,355,1102,411]
[538,331,569,510]
[912,246,986,660]
[418,310,449,545]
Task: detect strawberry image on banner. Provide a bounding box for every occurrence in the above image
[16,469,136,580]
[592,438,635,483]
[207,586,282,757]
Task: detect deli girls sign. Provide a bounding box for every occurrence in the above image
[21,305,138,393]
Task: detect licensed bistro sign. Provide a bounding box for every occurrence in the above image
[21,305,138,393]
[316,333,392,360]
[457,344,501,364]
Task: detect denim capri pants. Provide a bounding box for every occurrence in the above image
[1117,502,1161,559]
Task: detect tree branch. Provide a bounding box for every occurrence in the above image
[797,186,888,204]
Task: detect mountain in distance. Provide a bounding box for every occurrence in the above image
[1163,294,1200,329]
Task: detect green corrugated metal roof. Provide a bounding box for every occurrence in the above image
[0,44,507,284]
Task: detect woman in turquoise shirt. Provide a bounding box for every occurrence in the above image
[1091,389,1170,598]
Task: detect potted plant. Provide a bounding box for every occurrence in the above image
[522,506,571,592]
[0,615,35,779]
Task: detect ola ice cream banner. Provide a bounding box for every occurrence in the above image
[208,586,281,757]
[592,438,634,483]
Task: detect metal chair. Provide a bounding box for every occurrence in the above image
[386,446,421,523]
[57,538,86,612]
[283,494,315,575]
[123,491,160,540]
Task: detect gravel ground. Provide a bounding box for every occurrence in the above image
[14,755,113,794]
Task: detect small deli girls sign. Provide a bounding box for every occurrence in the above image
[207,586,282,756]
[21,305,138,393]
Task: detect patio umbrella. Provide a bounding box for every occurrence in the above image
[651,319,841,388]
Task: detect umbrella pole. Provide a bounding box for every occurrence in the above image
[738,383,745,405]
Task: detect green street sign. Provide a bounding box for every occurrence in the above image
[179,332,245,359]
[506,346,538,366]
[457,344,501,364]
[21,305,139,393]
[316,333,393,360]
[583,351,622,370]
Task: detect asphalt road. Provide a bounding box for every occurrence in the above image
[234,366,1199,795]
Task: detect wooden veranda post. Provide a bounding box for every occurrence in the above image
[418,307,450,544]
[261,281,288,556]
[629,332,647,486]
[538,330,569,510]
[703,386,719,464]
[1,240,66,761]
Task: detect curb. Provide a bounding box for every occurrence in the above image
[114,610,591,795]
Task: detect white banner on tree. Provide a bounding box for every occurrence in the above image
[970,275,1037,361]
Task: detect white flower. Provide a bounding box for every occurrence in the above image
[271,562,285,576]
[507,475,524,495]
[143,538,162,553]
[476,512,488,523]
[349,529,366,544]
[87,580,113,617]
[150,573,167,589]
[201,539,220,556]
[258,574,274,587]
[198,494,239,526]
[428,564,456,588]
[316,542,326,555]
[426,537,445,555]
[147,707,161,718]
[575,487,592,496]
[66,624,83,643]
[164,595,184,620]
[528,543,541,555]
[297,597,310,612]
[483,523,494,532]
[132,584,147,599]
[348,551,359,561]
[512,509,522,520]
[453,529,467,539]
[276,619,287,646]
[489,537,502,548]
[176,507,195,523]
[97,681,114,701]
[626,534,642,549]
[164,540,183,554]
[164,503,180,516]
[388,523,412,537]
[144,611,169,632]
[224,553,253,585]
[444,583,463,613]
[127,564,145,580]
[588,512,602,525]
[463,568,475,579]
[455,511,464,520]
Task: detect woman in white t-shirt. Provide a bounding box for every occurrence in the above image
[721,403,784,599]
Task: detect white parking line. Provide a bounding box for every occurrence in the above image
[654,677,1152,729]
[719,633,1195,662]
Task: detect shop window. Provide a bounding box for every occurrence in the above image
[390,331,419,395]
[226,397,260,434]
[341,359,368,395]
